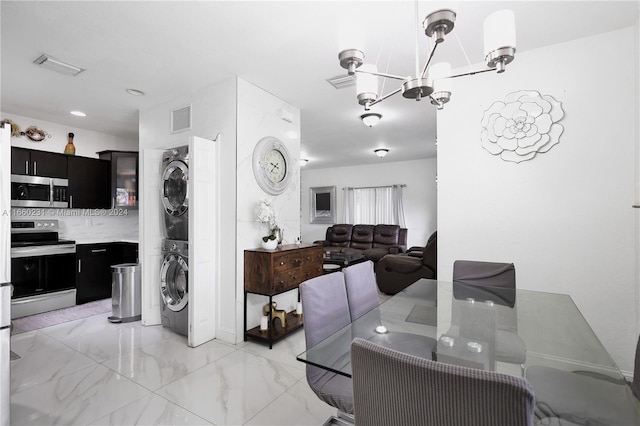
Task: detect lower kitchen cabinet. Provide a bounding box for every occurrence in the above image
[76,242,139,304]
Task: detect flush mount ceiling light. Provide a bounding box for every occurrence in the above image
[374,149,389,158]
[338,7,516,111]
[33,54,84,76]
[361,112,382,127]
[70,111,86,117]
[126,88,145,96]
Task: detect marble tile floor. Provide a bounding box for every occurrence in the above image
[10,313,336,425]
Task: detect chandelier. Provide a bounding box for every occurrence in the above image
[338,8,516,111]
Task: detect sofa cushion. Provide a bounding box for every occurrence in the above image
[362,247,392,263]
[327,224,353,247]
[350,225,374,250]
[372,225,400,248]
[381,255,424,274]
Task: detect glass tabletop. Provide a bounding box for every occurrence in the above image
[297,279,640,424]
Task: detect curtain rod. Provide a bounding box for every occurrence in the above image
[342,184,407,190]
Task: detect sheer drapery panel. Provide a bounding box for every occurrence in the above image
[343,185,406,226]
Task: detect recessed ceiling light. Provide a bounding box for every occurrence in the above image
[70,111,86,117]
[374,149,389,158]
[126,88,145,96]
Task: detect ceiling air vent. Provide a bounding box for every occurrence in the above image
[33,54,84,76]
[326,74,355,89]
[171,105,192,133]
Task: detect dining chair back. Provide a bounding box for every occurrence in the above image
[343,260,379,321]
[452,260,525,367]
[299,272,354,415]
[351,337,536,426]
[526,334,640,425]
[633,335,640,399]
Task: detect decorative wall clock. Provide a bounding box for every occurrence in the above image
[481,90,564,163]
[252,136,292,195]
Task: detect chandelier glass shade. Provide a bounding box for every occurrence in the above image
[338,8,516,112]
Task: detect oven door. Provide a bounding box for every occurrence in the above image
[11,249,76,299]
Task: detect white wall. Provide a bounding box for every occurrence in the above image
[2,112,137,157]
[138,77,300,345]
[301,158,437,248]
[236,79,301,340]
[138,78,237,341]
[438,27,639,373]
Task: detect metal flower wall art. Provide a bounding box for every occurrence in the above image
[481,90,564,163]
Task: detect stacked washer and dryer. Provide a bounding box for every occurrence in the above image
[159,146,190,336]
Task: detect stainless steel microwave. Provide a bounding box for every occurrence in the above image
[10,175,68,208]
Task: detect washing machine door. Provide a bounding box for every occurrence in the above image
[160,253,188,312]
[161,160,188,217]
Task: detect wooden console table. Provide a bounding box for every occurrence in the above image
[244,243,323,348]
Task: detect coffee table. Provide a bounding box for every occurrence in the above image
[322,252,366,272]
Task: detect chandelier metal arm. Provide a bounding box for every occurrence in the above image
[420,41,440,78]
[367,87,403,109]
[446,67,496,79]
[355,69,407,81]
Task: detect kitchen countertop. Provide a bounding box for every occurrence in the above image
[73,239,139,245]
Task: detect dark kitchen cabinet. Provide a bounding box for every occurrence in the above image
[76,242,139,304]
[67,156,110,209]
[98,150,139,209]
[11,147,68,178]
[76,243,113,304]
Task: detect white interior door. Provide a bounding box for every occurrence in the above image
[188,135,219,347]
[140,148,164,325]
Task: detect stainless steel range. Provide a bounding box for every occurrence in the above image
[10,220,76,319]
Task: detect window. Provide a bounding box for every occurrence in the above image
[343,184,406,226]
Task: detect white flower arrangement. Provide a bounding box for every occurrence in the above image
[256,199,277,240]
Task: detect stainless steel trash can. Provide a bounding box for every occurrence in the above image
[108,263,141,323]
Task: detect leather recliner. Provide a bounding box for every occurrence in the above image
[375,231,437,294]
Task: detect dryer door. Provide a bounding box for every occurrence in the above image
[160,253,188,312]
[161,160,188,217]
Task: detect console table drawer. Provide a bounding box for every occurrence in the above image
[244,244,323,295]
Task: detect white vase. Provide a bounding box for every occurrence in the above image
[261,238,278,250]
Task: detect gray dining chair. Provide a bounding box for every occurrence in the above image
[525,334,640,425]
[343,260,379,321]
[350,337,536,426]
[299,272,354,421]
[452,260,526,367]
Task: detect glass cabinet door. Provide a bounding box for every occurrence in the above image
[114,154,137,207]
[98,151,138,208]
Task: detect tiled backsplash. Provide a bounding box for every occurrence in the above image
[11,208,139,242]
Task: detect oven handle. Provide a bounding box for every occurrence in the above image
[10,244,76,258]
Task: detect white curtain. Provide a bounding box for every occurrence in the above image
[343,185,406,226]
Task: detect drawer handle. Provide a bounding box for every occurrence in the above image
[280,261,284,266]
[292,275,297,280]
[306,256,310,260]
[279,280,285,285]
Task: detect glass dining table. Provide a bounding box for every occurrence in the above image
[296,279,640,425]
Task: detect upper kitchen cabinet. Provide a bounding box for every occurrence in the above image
[98,151,138,208]
[67,156,110,209]
[11,147,68,178]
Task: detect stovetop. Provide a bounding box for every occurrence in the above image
[11,219,74,247]
[11,239,75,248]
